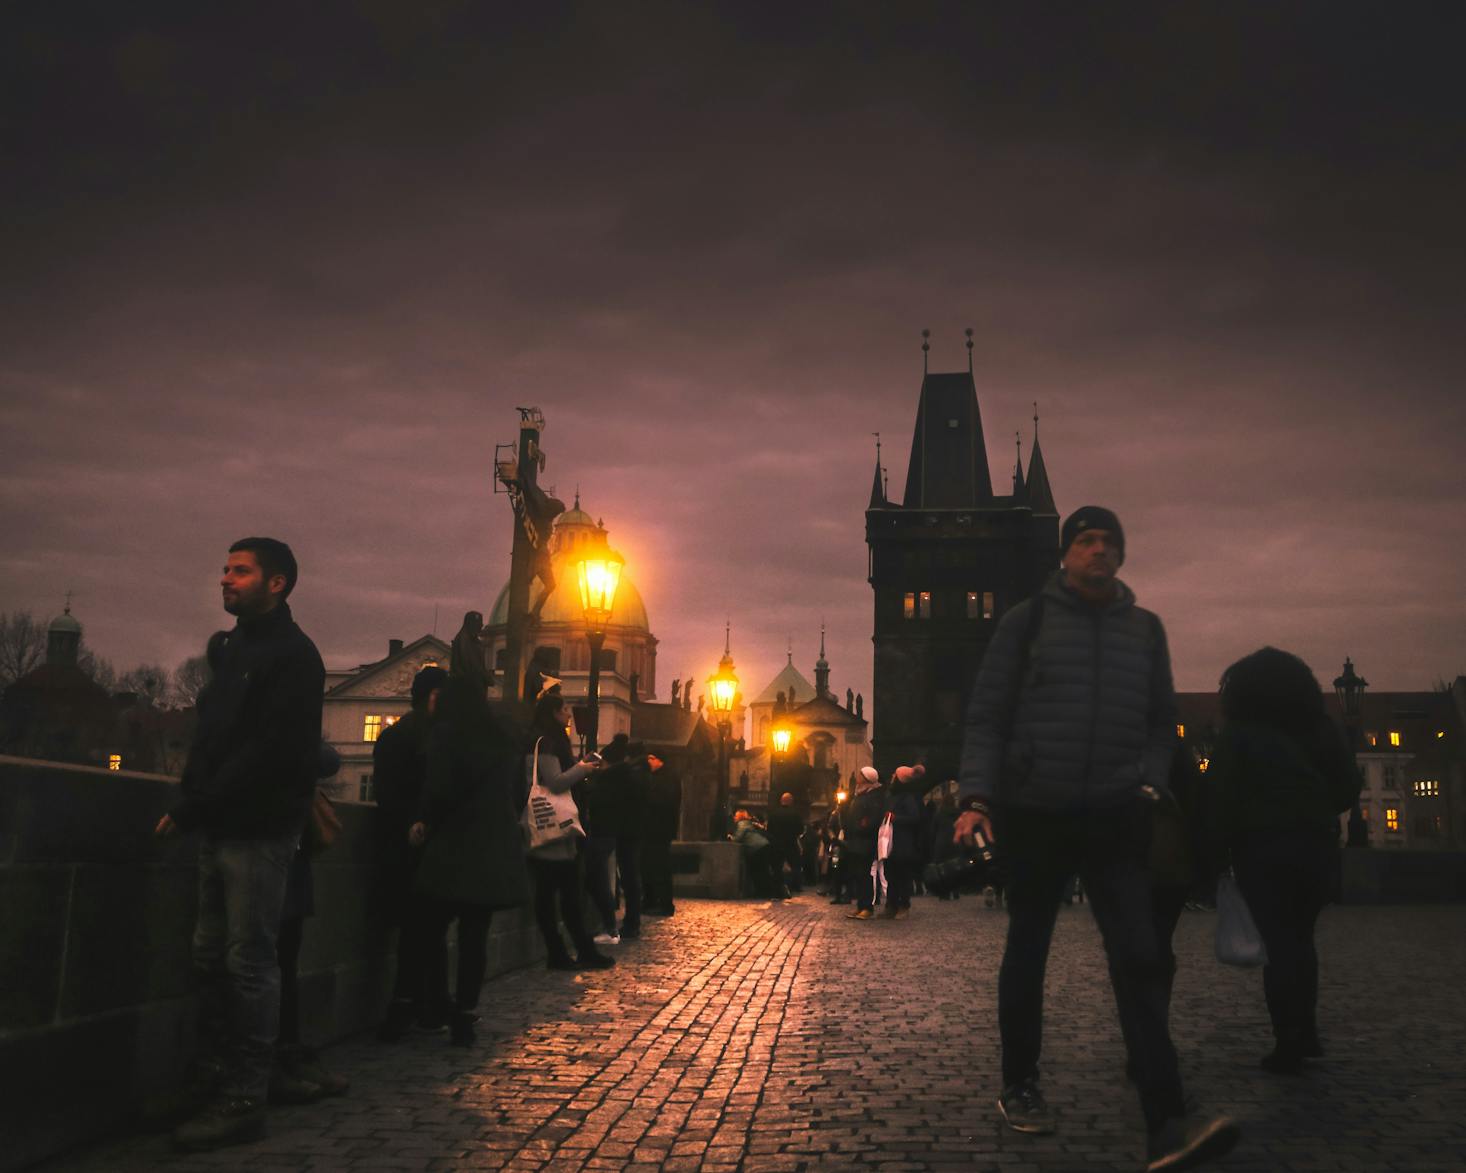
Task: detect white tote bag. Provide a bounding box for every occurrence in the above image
[521,737,585,850]
[1215,871,1268,967]
[871,811,894,903]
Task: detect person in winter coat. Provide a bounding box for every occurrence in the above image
[581,733,628,942]
[765,792,806,894]
[732,809,785,897]
[843,767,886,920]
[1209,647,1361,1074]
[953,506,1237,1171]
[372,666,451,1040]
[410,675,531,1045]
[522,690,614,971]
[881,764,935,917]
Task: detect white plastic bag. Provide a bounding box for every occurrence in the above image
[1215,871,1268,967]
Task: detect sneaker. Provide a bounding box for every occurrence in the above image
[1145,1112,1240,1171]
[593,932,621,946]
[997,1080,1054,1134]
[173,1096,266,1152]
[846,908,873,920]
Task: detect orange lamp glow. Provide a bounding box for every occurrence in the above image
[576,548,624,631]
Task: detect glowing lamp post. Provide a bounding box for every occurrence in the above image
[575,546,624,754]
[707,629,739,839]
[1334,657,1369,848]
[770,722,793,813]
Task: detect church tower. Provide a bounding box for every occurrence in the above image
[866,337,1059,780]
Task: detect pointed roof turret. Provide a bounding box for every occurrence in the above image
[1025,404,1057,516]
[868,432,886,508]
[1012,431,1026,498]
[902,368,994,508]
[814,622,830,698]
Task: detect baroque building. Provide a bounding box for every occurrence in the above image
[866,353,1059,781]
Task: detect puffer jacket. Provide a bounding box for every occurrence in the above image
[957,571,1176,813]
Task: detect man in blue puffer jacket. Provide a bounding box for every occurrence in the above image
[955,507,1238,1173]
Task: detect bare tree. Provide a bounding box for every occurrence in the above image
[0,611,46,689]
[117,664,170,707]
[172,654,211,708]
[78,647,117,693]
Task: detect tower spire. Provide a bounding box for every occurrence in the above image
[724,619,731,656]
[1013,430,1026,497]
[1025,401,1057,515]
[814,619,830,698]
[868,432,886,508]
[965,326,974,374]
[921,328,930,375]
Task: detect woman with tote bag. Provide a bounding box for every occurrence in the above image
[1209,647,1362,1074]
[522,689,614,971]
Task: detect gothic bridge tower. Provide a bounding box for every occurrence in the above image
[866,334,1059,781]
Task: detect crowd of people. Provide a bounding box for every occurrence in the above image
[156,511,1362,1173]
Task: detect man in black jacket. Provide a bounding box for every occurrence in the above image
[955,508,1238,1173]
[155,538,324,1151]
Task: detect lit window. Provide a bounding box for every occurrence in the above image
[966,591,979,619]
[1176,724,1186,738]
[903,592,916,619]
[1366,732,1378,747]
[108,754,122,771]
[918,591,932,619]
[1438,730,1446,739]
[1385,807,1399,832]
[364,714,384,742]
[1414,779,1440,797]
[1389,730,1402,747]
[983,591,995,620]
[1198,757,1210,773]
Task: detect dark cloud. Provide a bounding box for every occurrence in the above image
[3,2,1463,712]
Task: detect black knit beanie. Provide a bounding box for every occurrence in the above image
[1060,506,1125,564]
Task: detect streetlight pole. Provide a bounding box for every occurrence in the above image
[706,624,740,841]
[576,542,624,759]
[1334,657,1369,848]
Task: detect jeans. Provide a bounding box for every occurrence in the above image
[1233,828,1335,1052]
[997,804,1185,1133]
[528,856,596,961]
[192,829,300,1100]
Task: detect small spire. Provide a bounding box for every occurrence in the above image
[965,327,974,373]
[868,433,886,508]
[1013,430,1026,497]
[921,328,930,374]
[724,619,731,656]
[63,589,73,615]
[786,635,793,665]
[573,485,581,509]
[819,620,826,660]
[1033,400,1040,439]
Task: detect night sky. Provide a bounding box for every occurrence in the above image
[4,2,1463,717]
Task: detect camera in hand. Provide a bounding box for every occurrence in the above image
[922,828,996,896]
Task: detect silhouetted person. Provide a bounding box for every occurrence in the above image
[766,792,805,894]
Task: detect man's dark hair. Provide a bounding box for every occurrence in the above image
[230,537,299,598]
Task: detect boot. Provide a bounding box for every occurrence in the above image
[173,1095,267,1152]
[280,1043,348,1096]
[450,1012,479,1047]
[376,998,415,1043]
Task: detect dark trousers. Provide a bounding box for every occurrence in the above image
[391,891,451,1017]
[1233,828,1334,1052]
[846,851,875,910]
[642,835,676,912]
[528,855,595,961]
[616,834,643,935]
[885,858,914,910]
[419,901,493,1013]
[997,804,1185,1133]
[1113,884,1188,1065]
[276,915,304,1046]
[583,836,619,934]
[771,840,802,891]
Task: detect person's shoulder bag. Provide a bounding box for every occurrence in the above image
[521,737,585,850]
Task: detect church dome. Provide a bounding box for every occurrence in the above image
[487,503,650,632]
[49,609,82,634]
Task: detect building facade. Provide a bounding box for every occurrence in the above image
[866,363,1059,780]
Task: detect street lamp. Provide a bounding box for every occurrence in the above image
[770,722,792,812]
[707,625,739,839]
[575,543,624,754]
[1334,657,1369,848]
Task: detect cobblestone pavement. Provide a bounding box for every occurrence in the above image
[51,896,1466,1172]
